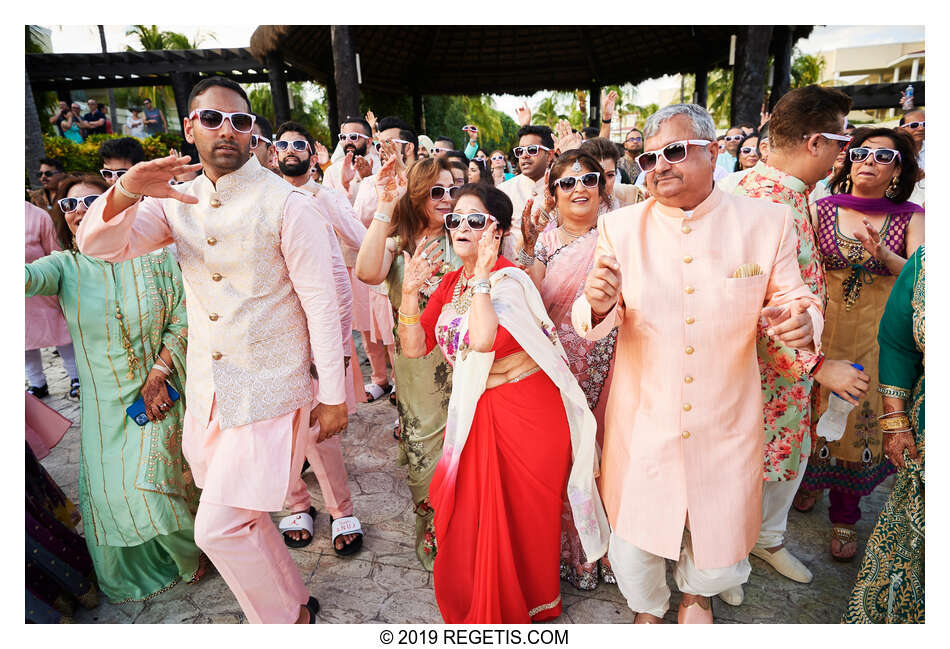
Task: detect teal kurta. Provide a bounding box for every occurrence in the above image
[26,249,200,602]
[844,245,925,624]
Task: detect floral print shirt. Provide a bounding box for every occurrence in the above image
[730,162,827,481]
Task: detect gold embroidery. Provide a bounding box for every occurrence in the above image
[528,595,561,618]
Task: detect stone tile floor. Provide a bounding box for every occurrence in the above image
[33,345,890,624]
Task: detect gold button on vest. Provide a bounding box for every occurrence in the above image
[685,375,694,384]
[210,198,222,208]
[682,430,691,439]
[683,403,692,412]
[211,351,222,360]
[683,255,693,264]
[212,273,222,281]
[206,237,217,246]
[209,312,219,321]
[682,225,692,234]
[685,346,694,355]
[686,316,695,324]
[685,286,695,294]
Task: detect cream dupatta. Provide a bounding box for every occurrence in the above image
[439,266,610,561]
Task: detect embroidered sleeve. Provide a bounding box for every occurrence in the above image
[878,384,912,400]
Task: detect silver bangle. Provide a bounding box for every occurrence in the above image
[471,279,491,295]
[517,249,535,266]
[115,177,143,200]
[151,362,170,376]
[373,211,392,223]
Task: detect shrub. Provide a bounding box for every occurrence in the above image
[40,133,185,173]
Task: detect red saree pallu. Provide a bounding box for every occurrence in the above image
[429,370,571,623]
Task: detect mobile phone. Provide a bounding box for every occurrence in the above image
[126,381,180,426]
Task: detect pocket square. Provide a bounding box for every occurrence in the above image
[732,263,763,278]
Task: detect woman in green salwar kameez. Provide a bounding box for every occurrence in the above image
[356,156,462,570]
[25,175,202,603]
[844,244,925,623]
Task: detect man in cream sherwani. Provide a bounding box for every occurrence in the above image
[571,104,824,624]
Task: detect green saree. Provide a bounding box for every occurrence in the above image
[844,245,925,624]
[26,249,201,603]
[386,233,461,570]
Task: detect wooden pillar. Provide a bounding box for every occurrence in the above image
[267,51,291,126]
[97,26,118,134]
[331,26,360,123]
[589,84,601,128]
[170,71,195,134]
[25,69,46,190]
[694,67,708,107]
[326,72,339,140]
[730,26,773,127]
[412,89,424,134]
[769,26,793,111]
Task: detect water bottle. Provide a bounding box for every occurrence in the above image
[816,363,864,442]
[903,85,915,110]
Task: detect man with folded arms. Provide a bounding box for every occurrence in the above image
[719,85,869,604]
[571,104,823,624]
[77,77,346,624]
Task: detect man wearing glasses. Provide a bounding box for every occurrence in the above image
[78,76,346,624]
[30,158,65,212]
[98,137,145,187]
[618,128,644,181]
[324,116,379,203]
[898,109,925,172]
[572,103,823,623]
[497,125,556,258]
[249,113,277,173]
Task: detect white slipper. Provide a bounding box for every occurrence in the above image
[718,584,744,606]
[364,382,391,402]
[279,506,315,548]
[751,546,813,583]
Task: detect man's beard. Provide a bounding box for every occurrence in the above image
[278,157,310,177]
[343,141,368,157]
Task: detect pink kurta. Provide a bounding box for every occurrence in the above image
[25,201,71,349]
[77,183,346,512]
[571,188,823,570]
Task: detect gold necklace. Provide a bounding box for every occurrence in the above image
[111,265,142,380]
[451,271,475,314]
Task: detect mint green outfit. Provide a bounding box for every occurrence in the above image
[26,249,200,602]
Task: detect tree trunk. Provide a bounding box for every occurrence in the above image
[331,26,360,122]
[694,67,708,107]
[25,69,45,190]
[731,26,773,127]
[769,26,794,111]
[589,85,600,127]
[170,71,196,135]
[98,26,118,133]
[267,51,291,127]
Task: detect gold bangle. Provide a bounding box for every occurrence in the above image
[879,416,911,432]
[398,310,420,326]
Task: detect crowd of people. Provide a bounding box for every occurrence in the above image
[26,75,925,625]
[48,97,168,143]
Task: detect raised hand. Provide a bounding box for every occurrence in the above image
[602,90,618,122]
[463,124,478,142]
[375,155,407,204]
[584,254,622,316]
[354,155,372,179]
[365,110,378,136]
[341,152,356,186]
[515,101,532,127]
[314,141,330,165]
[759,110,771,129]
[401,239,444,295]
[762,299,814,350]
[554,119,582,153]
[475,221,501,277]
[853,219,889,263]
[117,153,202,204]
[520,198,542,253]
[541,167,555,213]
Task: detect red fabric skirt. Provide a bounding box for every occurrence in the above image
[429,370,571,623]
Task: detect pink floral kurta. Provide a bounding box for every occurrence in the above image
[730,162,826,481]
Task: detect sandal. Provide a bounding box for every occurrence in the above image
[599,558,617,585]
[793,488,817,513]
[305,595,320,623]
[392,418,401,441]
[187,553,211,584]
[830,526,858,562]
[279,506,316,549]
[68,378,80,400]
[364,382,392,402]
[389,385,397,406]
[26,383,49,399]
[330,515,363,556]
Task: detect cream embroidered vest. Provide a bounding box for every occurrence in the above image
[167,157,312,428]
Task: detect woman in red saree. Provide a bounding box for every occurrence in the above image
[396,183,609,623]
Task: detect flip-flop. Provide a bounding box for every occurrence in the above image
[364,382,392,402]
[306,595,320,623]
[279,506,316,548]
[330,515,363,556]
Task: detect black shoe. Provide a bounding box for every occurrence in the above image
[27,384,49,399]
[68,378,80,400]
[306,595,320,623]
[301,459,310,475]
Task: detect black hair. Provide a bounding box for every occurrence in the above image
[275,120,315,153]
[377,116,412,133]
[582,126,600,140]
[434,135,457,149]
[452,183,514,232]
[187,76,251,112]
[253,113,273,141]
[734,132,760,172]
[828,127,920,204]
[39,157,64,172]
[444,150,469,169]
[341,116,372,137]
[580,137,620,164]
[516,125,555,150]
[99,137,145,165]
[898,111,923,126]
[547,150,609,204]
[626,127,643,138]
[468,158,493,185]
[398,128,419,152]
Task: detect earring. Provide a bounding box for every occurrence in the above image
[843,177,853,194]
[885,176,900,199]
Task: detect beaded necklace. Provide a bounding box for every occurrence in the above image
[451,270,476,314]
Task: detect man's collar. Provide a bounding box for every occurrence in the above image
[195,154,261,191]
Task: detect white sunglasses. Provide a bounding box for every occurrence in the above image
[188,109,256,133]
[338,132,371,142]
[275,139,311,153]
[250,134,271,148]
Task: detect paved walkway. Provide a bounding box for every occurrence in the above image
[34,346,889,624]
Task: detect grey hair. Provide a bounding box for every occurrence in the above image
[643,104,716,141]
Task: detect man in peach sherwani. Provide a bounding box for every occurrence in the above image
[572,104,823,624]
[77,77,346,624]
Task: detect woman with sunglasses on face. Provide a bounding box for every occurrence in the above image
[734,133,760,171]
[355,156,463,571]
[795,128,924,562]
[467,158,493,185]
[518,151,618,591]
[398,183,608,622]
[489,149,515,185]
[25,174,205,603]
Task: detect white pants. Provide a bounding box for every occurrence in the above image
[25,345,78,386]
[608,531,751,618]
[757,455,809,549]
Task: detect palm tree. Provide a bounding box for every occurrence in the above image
[791,50,825,88]
[125,25,216,51]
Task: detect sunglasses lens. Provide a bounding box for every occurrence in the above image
[469,214,488,229]
[293,141,307,151]
[430,187,444,200]
[198,110,224,129]
[59,198,77,212]
[275,141,286,151]
[229,113,252,132]
[250,135,259,147]
[581,173,599,187]
[83,195,100,208]
[876,150,896,163]
[664,142,688,163]
[557,178,577,191]
[637,153,657,172]
[448,186,460,199]
[850,148,869,162]
[527,146,538,155]
[445,213,462,229]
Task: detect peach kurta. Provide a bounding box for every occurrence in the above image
[25,201,71,349]
[571,188,823,570]
[352,175,396,345]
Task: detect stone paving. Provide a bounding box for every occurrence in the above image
[33,344,890,624]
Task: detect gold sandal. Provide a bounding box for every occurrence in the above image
[830,526,858,562]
